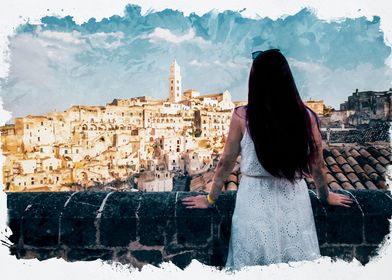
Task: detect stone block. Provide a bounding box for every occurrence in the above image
[132,250,163,266]
[351,190,392,244]
[67,248,113,262]
[320,245,354,262]
[324,190,363,244]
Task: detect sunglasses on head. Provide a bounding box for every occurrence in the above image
[251,48,281,60]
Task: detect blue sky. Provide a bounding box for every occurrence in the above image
[0,3,391,118]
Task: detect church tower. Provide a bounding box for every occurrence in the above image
[168,59,182,103]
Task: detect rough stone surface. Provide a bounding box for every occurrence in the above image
[6,190,392,269]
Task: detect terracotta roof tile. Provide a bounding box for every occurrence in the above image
[342,182,355,190]
[359,148,371,158]
[329,164,343,173]
[374,163,387,174]
[364,181,378,190]
[353,165,365,174]
[367,156,379,167]
[379,149,391,158]
[330,148,342,157]
[325,156,337,166]
[341,164,355,174]
[226,182,238,191]
[346,156,359,167]
[350,149,361,158]
[346,173,360,184]
[357,172,371,183]
[336,156,348,165]
[354,182,366,190]
[326,173,337,184]
[328,182,343,190]
[225,144,388,192]
[363,164,377,176]
[227,173,238,185]
[335,173,349,183]
[377,156,390,166]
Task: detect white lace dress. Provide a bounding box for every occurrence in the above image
[225,126,321,271]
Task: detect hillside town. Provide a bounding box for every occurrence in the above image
[1,60,246,192]
[1,60,391,192]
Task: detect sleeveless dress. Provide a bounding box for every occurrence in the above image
[224,125,321,271]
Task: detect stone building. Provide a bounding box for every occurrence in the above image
[304,99,333,116]
[1,60,240,192]
[340,88,392,125]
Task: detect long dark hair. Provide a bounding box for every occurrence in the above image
[242,50,318,182]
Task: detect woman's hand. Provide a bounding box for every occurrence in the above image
[326,192,354,208]
[181,195,210,209]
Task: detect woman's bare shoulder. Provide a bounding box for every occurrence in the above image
[234,105,247,119]
[234,105,247,133]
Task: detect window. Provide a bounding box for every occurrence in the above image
[38,137,40,142]
[171,86,173,90]
[41,122,43,125]
[171,80,174,84]
[26,124,29,129]
[177,87,179,90]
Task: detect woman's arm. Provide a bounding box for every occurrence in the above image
[182,107,243,208]
[208,109,242,201]
[307,111,353,207]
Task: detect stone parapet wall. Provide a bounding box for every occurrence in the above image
[6,190,392,269]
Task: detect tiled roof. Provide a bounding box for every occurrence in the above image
[190,144,391,192]
[299,145,389,190]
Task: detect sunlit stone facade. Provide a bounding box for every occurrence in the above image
[1,61,238,192]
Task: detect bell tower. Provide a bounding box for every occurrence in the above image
[168,59,182,103]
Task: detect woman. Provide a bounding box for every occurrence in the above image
[181,49,353,270]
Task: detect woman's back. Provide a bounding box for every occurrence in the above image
[225,105,321,271]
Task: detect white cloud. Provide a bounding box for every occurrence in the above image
[37,28,84,45]
[144,27,209,45]
[35,27,125,49]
